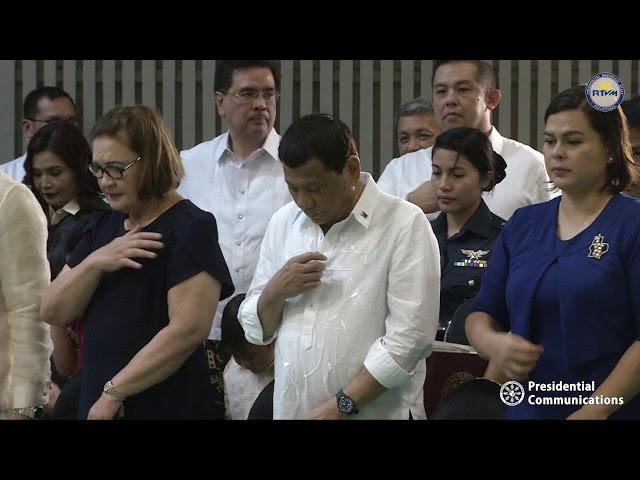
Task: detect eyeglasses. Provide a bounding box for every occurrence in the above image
[24,116,81,127]
[225,89,280,104]
[88,156,142,180]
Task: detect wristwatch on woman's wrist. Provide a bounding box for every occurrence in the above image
[103,380,127,401]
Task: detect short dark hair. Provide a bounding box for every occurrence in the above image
[621,95,640,129]
[214,60,281,93]
[24,121,102,214]
[432,127,506,192]
[23,86,76,119]
[220,294,248,356]
[395,97,434,136]
[432,60,497,90]
[544,85,638,194]
[91,105,184,201]
[279,113,358,174]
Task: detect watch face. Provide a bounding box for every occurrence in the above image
[338,395,353,413]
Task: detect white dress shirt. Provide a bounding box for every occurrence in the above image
[0,171,52,415]
[0,154,27,182]
[223,357,274,420]
[240,173,440,419]
[178,129,291,340]
[378,127,554,220]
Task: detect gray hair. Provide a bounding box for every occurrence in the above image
[395,97,434,135]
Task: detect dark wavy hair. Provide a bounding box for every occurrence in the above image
[24,121,103,215]
[545,85,638,194]
[432,126,507,192]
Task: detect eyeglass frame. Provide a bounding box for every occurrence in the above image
[88,156,142,180]
[24,116,81,127]
[218,88,280,104]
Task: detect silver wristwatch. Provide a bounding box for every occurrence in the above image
[103,380,127,401]
[14,406,44,419]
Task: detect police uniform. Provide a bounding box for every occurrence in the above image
[430,200,505,342]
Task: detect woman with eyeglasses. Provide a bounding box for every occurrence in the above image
[41,105,234,419]
[23,121,108,418]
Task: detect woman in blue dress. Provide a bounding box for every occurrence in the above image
[41,105,234,419]
[466,85,640,420]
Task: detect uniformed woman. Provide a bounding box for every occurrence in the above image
[429,126,507,343]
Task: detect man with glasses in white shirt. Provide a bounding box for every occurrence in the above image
[1,87,79,182]
[178,60,291,419]
[240,114,440,419]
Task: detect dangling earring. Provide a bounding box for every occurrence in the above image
[607,155,614,164]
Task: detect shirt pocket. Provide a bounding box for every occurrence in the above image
[321,250,371,302]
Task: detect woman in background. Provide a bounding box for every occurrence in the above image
[24,121,107,418]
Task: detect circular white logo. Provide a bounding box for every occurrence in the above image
[500,380,525,406]
[585,72,624,112]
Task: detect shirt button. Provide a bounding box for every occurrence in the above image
[240,190,246,195]
[238,214,244,220]
[235,268,240,273]
[236,241,241,246]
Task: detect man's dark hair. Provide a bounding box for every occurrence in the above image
[621,95,640,129]
[220,294,248,356]
[23,86,76,119]
[431,60,497,90]
[279,113,358,174]
[214,60,281,93]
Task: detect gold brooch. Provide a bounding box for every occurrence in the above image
[588,234,609,259]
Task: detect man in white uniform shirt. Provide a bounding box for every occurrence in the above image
[240,114,440,419]
[378,60,553,221]
[0,87,78,182]
[178,60,290,418]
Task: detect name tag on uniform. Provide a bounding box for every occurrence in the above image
[454,249,490,268]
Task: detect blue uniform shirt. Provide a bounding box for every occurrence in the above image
[431,200,505,341]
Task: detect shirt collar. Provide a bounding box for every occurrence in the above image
[217,128,280,165]
[488,126,504,154]
[213,132,230,164]
[348,172,379,229]
[261,128,280,162]
[293,172,380,229]
[49,198,81,226]
[431,200,494,241]
[459,200,494,238]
